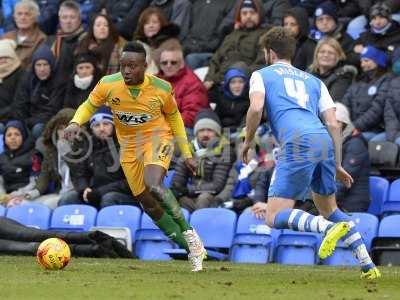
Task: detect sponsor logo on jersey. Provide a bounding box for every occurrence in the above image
[115,111,153,126]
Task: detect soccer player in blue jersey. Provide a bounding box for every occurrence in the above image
[241,27,381,279]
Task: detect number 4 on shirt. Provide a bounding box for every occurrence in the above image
[283,77,309,108]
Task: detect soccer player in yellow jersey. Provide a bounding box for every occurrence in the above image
[64,42,207,272]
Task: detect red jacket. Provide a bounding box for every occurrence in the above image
[158,66,209,128]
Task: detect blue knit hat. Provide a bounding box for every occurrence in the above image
[361,45,388,68]
[90,106,113,129]
[240,0,256,10]
[314,1,338,22]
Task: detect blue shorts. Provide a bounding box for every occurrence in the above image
[268,133,337,201]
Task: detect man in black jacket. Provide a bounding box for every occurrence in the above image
[58,106,138,209]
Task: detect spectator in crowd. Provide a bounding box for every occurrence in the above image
[19,108,76,209]
[182,0,236,70]
[377,57,400,144]
[92,0,149,41]
[12,45,57,139]
[308,37,357,102]
[204,0,269,94]
[171,109,235,212]
[220,0,292,36]
[150,0,191,39]
[0,39,26,127]
[334,0,372,20]
[0,120,36,207]
[214,131,272,214]
[335,102,370,212]
[352,2,400,65]
[157,39,209,131]
[342,45,392,141]
[55,52,101,110]
[58,107,138,209]
[1,0,60,36]
[48,0,85,82]
[282,6,315,71]
[214,62,249,132]
[134,7,180,74]
[2,0,47,69]
[76,14,125,75]
[309,1,355,58]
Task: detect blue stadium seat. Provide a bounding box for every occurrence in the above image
[96,205,142,242]
[322,213,379,266]
[368,176,389,216]
[230,209,273,264]
[135,212,173,261]
[50,205,97,231]
[378,215,400,237]
[6,203,51,229]
[163,170,176,188]
[381,179,400,216]
[0,205,5,216]
[190,208,237,260]
[276,230,320,265]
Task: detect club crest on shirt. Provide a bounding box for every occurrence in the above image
[115,110,153,126]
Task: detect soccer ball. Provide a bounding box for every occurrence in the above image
[36,238,71,270]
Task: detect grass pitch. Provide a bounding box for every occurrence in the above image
[1,256,399,300]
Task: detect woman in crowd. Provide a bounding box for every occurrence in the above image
[76,13,125,75]
[308,37,357,102]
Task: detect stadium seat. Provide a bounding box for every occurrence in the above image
[322,213,379,266]
[190,208,237,260]
[163,170,176,188]
[96,205,142,242]
[135,212,173,261]
[378,215,400,237]
[50,205,97,231]
[230,208,273,264]
[6,203,51,229]
[276,230,320,265]
[381,179,400,216]
[0,205,5,216]
[368,176,389,216]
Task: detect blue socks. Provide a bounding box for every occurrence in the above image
[328,208,375,272]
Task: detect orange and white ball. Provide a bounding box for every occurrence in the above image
[36,238,71,270]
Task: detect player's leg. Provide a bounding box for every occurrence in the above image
[313,192,381,279]
[120,161,189,252]
[144,164,207,271]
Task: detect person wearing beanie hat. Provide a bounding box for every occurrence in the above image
[12,44,58,139]
[214,63,250,130]
[0,119,36,206]
[0,39,26,127]
[360,45,388,68]
[89,106,114,139]
[2,0,47,70]
[333,102,371,213]
[171,109,235,213]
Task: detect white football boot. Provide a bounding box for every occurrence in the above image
[183,228,207,272]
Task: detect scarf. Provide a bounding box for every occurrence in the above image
[74,74,93,90]
[370,22,392,35]
[0,57,20,81]
[52,26,84,59]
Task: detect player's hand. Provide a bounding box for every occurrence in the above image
[64,122,80,142]
[336,165,354,189]
[83,188,92,202]
[184,158,197,175]
[240,141,251,164]
[251,202,267,220]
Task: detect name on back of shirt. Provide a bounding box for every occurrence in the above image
[273,66,309,80]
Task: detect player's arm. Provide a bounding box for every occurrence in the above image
[242,72,265,163]
[65,80,106,140]
[320,83,354,188]
[163,91,192,159]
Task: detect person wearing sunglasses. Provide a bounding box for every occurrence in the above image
[157,39,209,134]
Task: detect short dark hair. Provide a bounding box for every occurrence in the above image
[260,26,296,60]
[122,41,147,56]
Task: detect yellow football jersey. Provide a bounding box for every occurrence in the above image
[88,72,178,161]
